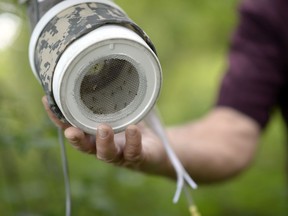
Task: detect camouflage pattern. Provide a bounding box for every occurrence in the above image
[34,2,157,122]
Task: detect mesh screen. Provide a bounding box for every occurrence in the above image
[79,58,140,116]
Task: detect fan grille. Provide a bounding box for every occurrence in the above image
[77,57,146,122]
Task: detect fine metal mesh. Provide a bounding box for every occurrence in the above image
[79,58,140,116]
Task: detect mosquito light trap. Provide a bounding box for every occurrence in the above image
[29,0,162,134]
[27,0,198,214]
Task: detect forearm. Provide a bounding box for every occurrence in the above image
[165,107,260,183]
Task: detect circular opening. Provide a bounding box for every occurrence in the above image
[79,58,140,115]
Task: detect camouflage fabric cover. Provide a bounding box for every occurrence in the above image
[34,2,157,122]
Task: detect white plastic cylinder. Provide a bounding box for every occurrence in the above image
[53,24,162,134]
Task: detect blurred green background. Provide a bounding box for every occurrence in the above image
[0,0,287,215]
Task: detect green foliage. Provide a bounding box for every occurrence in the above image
[0,0,287,215]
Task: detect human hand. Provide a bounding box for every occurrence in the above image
[42,96,171,175]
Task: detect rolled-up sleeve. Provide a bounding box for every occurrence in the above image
[216,0,287,128]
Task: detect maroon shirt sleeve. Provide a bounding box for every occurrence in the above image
[216,0,287,128]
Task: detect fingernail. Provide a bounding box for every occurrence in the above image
[69,136,78,142]
[127,127,137,137]
[64,129,80,143]
[41,96,47,104]
[98,127,109,138]
[65,134,78,142]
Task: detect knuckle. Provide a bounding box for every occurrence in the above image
[96,151,122,164]
[123,142,142,163]
[124,151,142,163]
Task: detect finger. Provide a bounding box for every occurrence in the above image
[65,127,96,154]
[96,124,122,163]
[42,96,70,130]
[123,125,144,167]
